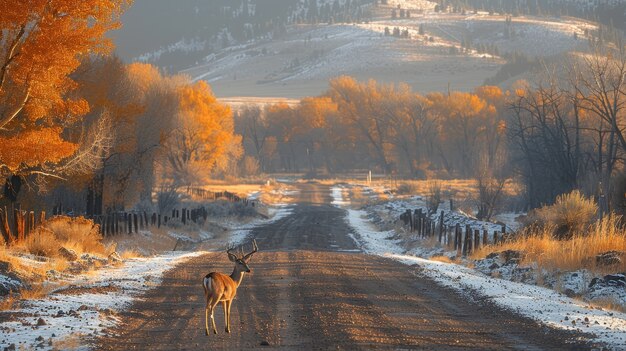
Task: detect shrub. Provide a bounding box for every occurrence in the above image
[43,216,107,255]
[157,185,180,215]
[426,181,442,214]
[396,182,418,195]
[535,190,597,239]
[24,228,60,257]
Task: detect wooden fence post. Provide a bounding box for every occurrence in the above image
[182,208,187,225]
[416,209,423,237]
[133,213,138,233]
[483,229,488,246]
[14,209,24,242]
[115,213,120,235]
[463,225,471,256]
[158,214,161,228]
[494,231,499,245]
[106,215,112,236]
[127,213,131,233]
[454,223,460,251]
[474,229,480,250]
[438,211,444,243]
[0,209,11,244]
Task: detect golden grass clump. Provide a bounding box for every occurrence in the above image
[473,215,626,274]
[23,227,60,257]
[535,190,597,239]
[43,216,108,256]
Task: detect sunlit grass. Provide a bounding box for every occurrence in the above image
[472,216,626,274]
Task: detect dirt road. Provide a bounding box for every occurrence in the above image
[97,184,594,350]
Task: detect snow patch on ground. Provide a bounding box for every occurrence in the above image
[347,209,402,255]
[0,251,204,351]
[390,253,626,349]
[331,186,351,207]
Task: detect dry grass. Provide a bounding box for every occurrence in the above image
[106,227,178,255]
[19,284,53,300]
[198,183,264,198]
[534,190,597,239]
[120,249,143,259]
[259,183,297,205]
[44,216,108,256]
[22,228,60,257]
[0,294,16,311]
[0,216,114,303]
[430,255,454,263]
[472,216,626,274]
[393,179,521,200]
[588,297,626,313]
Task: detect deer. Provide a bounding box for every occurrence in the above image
[203,240,258,335]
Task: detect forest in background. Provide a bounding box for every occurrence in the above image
[0,0,625,222]
[235,46,626,213]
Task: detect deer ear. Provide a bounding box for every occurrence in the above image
[228,253,237,262]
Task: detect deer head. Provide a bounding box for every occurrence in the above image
[226,239,258,273]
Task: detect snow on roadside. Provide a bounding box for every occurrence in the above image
[347,209,401,255]
[0,251,204,351]
[331,186,350,207]
[390,253,626,349]
[342,202,626,349]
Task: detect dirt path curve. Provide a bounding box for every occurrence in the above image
[97,183,594,350]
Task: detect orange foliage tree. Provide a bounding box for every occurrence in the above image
[0,0,130,184]
[165,80,242,185]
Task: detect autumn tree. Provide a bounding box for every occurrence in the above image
[165,80,241,186]
[0,0,130,199]
[327,76,396,173]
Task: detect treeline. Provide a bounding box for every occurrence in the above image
[436,0,626,32]
[236,47,626,211]
[236,79,507,179]
[0,1,241,216]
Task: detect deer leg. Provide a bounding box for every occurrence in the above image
[222,301,230,333]
[225,300,232,333]
[205,307,210,336]
[209,299,219,334]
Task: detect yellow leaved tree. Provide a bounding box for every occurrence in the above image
[0,0,130,198]
[165,80,242,185]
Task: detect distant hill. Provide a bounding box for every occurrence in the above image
[111,0,374,72]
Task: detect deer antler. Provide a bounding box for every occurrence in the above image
[226,244,239,259]
[243,239,258,260]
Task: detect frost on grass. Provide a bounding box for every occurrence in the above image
[0,251,203,351]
